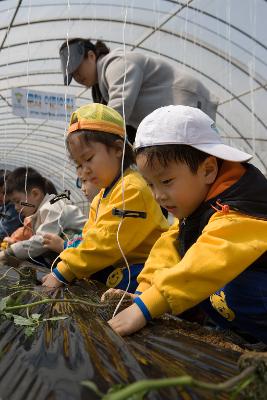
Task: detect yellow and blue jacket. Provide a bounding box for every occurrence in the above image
[53,168,168,289]
[134,162,267,321]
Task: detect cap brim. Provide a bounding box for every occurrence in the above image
[60,42,85,86]
[193,143,252,162]
[64,73,73,86]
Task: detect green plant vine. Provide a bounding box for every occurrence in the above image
[0,293,107,336]
[81,365,258,400]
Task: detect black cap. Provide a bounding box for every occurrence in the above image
[60,41,86,85]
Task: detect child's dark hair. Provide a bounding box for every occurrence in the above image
[45,178,58,195]
[136,145,222,173]
[67,131,135,170]
[0,170,11,187]
[6,167,57,195]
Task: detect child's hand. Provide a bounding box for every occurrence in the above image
[3,236,14,245]
[108,303,147,336]
[101,288,138,303]
[41,273,63,288]
[43,233,64,253]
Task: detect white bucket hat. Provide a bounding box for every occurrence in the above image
[134,105,252,162]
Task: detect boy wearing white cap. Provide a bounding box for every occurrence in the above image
[107,105,267,343]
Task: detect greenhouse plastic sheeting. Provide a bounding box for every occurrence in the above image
[0,0,266,207]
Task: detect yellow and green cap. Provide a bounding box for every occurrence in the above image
[68,103,125,138]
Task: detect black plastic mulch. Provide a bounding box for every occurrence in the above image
[0,262,240,400]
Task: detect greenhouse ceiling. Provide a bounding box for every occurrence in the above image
[0,0,266,204]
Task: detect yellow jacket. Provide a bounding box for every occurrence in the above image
[136,219,180,293]
[136,162,267,318]
[55,168,168,282]
[136,211,267,318]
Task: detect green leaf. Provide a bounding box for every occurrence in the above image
[24,326,36,337]
[31,313,41,321]
[81,380,104,397]
[13,315,35,326]
[3,312,13,320]
[107,384,126,393]
[0,295,24,312]
[0,296,10,312]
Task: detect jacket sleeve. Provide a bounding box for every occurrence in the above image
[0,204,21,240]
[104,57,143,123]
[55,183,160,282]
[9,202,67,259]
[137,211,267,319]
[136,220,180,293]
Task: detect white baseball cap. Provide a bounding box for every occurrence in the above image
[134,105,252,162]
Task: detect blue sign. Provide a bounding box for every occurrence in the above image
[12,88,76,122]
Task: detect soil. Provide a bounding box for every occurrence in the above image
[161,315,250,353]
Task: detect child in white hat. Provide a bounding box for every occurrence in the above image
[107,105,267,344]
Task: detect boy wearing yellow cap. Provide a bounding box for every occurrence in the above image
[42,103,168,292]
[108,105,267,344]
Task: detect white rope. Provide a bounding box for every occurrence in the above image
[24,0,32,204]
[58,1,78,243]
[47,0,77,274]
[0,3,12,232]
[112,3,131,318]
[248,0,256,157]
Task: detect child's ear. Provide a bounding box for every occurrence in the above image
[114,140,123,158]
[202,156,218,184]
